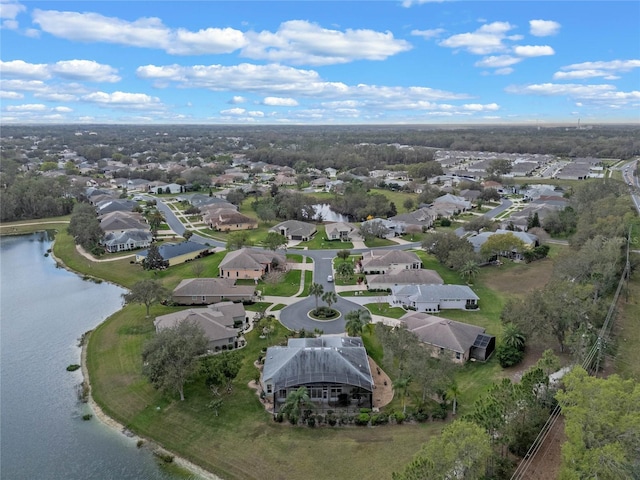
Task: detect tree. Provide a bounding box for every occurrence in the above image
[336,261,354,280]
[322,291,337,310]
[67,202,104,252]
[502,323,526,351]
[142,320,208,401]
[458,260,479,284]
[147,209,165,233]
[142,244,168,270]
[393,420,492,480]
[445,382,461,416]
[309,283,324,313]
[262,231,288,251]
[393,376,412,414]
[280,386,313,424]
[182,230,193,241]
[201,351,242,393]
[403,198,415,211]
[191,260,205,277]
[336,250,351,261]
[344,309,371,337]
[479,232,526,261]
[226,231,251,250]
[122,279,169,317]
[556,367,640,480]
[360,220,389,241]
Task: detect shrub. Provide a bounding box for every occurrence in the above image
[327,416,337,426]
[355,413,370,426]
[136,439,145,448]
[153,450,174,463]
[413,410,429,423]
[431,403,448,420]
[307,416,316,428]
[82,414,93,421]
[496,343,525,368]
[393,411,406,424]
[371,413,389,425]
[66,364,81,372]
[274,413,284,423]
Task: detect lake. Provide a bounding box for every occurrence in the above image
[0,232,186,480]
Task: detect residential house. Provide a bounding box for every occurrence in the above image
[432,194,471,214]
[270,220,317,241]
[325,222,358,241]
[390,284,479,312]
[401,311,495,363]
[151,183,182,194]
[388,207,436,232]
[261,336,374,413]
[154,302,243,351]
[102,229,153,253]
[324,167,338,178]
[171,278,256,305]
[366,269,443,291]
[99,211,148,233]
[466,229,539,260]
[359,218,404,238]
[359,249,422,275]
[95,199,137,216]
[135,241,212,266]
[218,247,286,280]
[202,207,257,232]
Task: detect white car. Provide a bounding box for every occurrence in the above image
[327,275,333,282]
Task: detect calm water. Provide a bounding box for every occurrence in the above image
[0,233,184,480]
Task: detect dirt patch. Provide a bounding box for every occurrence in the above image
[483,258,554,297]
[369,357,394,409]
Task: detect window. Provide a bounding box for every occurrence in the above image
[266,384,272,394]
[455,352,461,360]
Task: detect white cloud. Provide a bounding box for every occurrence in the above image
[220,107,246,115]
[51,60,120,82]
[553,59,640,80]
[247,110,265,117]
[0,59,120,82]
[52,106,72,112]
[439,21,515,55]
[32,9,246,55]
[82,91,162,109]
[411,28,446,40]
[495,67,514,75]
[0,90,23,99]
[529,19,561,37]
[402,0,453,7]
[463,103,499,111]
[229,96,246,104]
[0,60,49,79]
[263,96,299,106]
[513,45,555,57]
[2,18,17,29]
[35,92,78,102]
[6,103,47,111]
[242,20,412,66]
[475,55,522,68]
[506,82,640,108]
[0,1,25,19]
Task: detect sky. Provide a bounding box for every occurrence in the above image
[1,0,639,125]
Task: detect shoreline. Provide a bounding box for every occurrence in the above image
[80,336,224,480]
[44,233,225,480]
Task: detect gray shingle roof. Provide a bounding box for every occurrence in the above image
[391,284,479,302]
[219,248,285,271]
[172,278,255,298]
[401,312,486,353]
[154,304,240,343]
[367,269,444,286]
[263,336,373,391]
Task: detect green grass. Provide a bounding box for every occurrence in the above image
[87,306,442,480]
[299,270,313,296]
[613,253,640,381]
[369,188,418,214]
[0,216,71,236]
[237,270,301,296]
[298,226,354,250]
[364,303,407,319]
[269,304,286,311]
[364,237,397,247]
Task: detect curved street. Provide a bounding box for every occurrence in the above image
[152,197,515,334]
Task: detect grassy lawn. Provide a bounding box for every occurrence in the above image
[369,188,418,214]
[364,237,397,248]
[87,307,442,480]
[365,303,407,319]
[0,216,71,235]
[299,271,313,296]
[298,226,354,250]
[237,269,301,296]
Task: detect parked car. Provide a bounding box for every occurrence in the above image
[327,275,333,282]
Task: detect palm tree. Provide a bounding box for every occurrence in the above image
[502,323,526,351]
[322,291,337,310]
[336,261,354,280]
[445,382,461,416]
[459,260,479,284]
[393,376,412,414]
[344,309,372,337]
[280,386,313,424]
[147,209,165,235]
[309,283,324,313]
